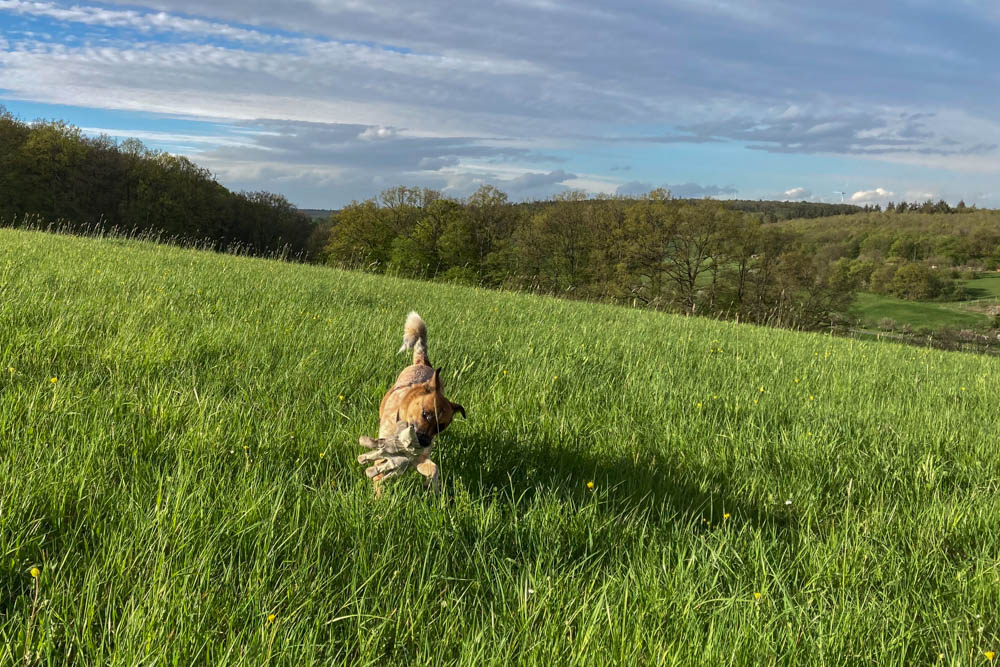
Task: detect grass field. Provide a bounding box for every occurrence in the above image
[850,292,992,331]
[2,228,999,665]
[849,274,1000,333]
[961,274,1000,300]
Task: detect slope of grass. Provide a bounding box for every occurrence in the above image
[2,229,999,665]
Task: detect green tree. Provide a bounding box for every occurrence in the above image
[325,199,393,268]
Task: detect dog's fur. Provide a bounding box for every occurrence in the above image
[374,311,464,490]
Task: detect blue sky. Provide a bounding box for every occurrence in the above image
[1,0,998,208]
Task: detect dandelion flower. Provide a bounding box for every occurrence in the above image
[50,377,58,384]
[986,652,995,663]
[587,481,595,490]
[723,513,731,520]
[320,452,325,458]
[338,395,344,401]
[267,614,276,623]
[753,592,762,600]
[30,567,40,578]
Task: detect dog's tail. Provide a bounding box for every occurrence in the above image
[398,311,429,366]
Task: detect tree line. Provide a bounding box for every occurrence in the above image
[318,186,860,329]
[0,108,319,257]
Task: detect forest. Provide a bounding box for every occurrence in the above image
[316,185,1000,330]
[0,107,318,257]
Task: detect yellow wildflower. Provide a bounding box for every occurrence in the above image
[586,481,595,490]
[50,377,58,384]
[30,567,40,578]
[723,513,731,520]
[267,614,276,623]
[986,652,995,663]
[753,592,762,600]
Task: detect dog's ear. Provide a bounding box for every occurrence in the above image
[429,367,443,391]
[450,402,466,418]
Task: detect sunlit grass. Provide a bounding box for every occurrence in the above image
[1,228,998,664]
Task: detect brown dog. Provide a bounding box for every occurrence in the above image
[366,311,464,491]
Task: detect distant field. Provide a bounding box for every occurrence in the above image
[961,273,1000,299]
[2,229,998,664]
[849,273,1000,332]
[850,292,991,330]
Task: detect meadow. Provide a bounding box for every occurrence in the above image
[850,293,992,331]
[1,228,998,665]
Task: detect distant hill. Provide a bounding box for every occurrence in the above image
[0,106,317,258]
[723,198,864,220]
[300,208,337,220]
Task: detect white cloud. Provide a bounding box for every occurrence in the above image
[784,187,811,199]
[358,126,399,141]
[0,0,290,44]
[850,187,894,202]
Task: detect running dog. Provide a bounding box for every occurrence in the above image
[357,312,465,492]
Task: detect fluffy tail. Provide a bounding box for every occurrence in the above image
[397,311,429,366]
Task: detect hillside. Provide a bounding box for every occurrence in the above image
[2,229,998,664]
[0,109,317,258]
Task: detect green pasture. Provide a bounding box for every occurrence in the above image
[849,292,991,331]
[1,229,998,664]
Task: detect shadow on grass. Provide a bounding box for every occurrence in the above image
[441,424,796,536]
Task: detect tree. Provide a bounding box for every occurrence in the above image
[890,262,944,300]
[325,199,393,268]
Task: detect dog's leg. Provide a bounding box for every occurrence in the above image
[416,459,440,492]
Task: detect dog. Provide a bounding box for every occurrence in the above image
[362,311,464,492]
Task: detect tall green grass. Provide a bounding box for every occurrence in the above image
[1,228,998,665]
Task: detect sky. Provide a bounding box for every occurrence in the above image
[1,0,998,209]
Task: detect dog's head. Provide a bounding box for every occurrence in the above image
[399,367,465,444]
